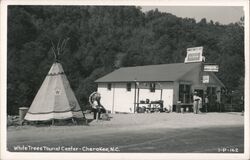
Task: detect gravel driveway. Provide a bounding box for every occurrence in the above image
[7,112,244,153]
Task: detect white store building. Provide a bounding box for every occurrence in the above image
[95,62,225,113]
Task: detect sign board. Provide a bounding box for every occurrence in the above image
[204,65,219,72]
[202,75,209,83]
[184,47,203,63]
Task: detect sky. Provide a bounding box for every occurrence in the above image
[141,6,244,25]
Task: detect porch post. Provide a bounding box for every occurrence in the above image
[134,79,137,113]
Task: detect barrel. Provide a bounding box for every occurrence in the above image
[19,107,29,122]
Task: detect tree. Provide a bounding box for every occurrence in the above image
[7,6,245,115]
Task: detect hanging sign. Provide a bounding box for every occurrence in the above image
[204,64,219,72]
[202,75,209,83]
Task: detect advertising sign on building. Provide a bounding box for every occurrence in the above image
[204,64,219,72]
[184,47,203,63]
[202,75,209,83]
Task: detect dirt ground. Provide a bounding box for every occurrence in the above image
[7,112,244,153]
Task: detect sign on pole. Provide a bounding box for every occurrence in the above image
[204,64,219,72]
[184,46,203,63]
[202,75,209,83]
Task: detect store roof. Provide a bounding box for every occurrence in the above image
[95,62,202,83]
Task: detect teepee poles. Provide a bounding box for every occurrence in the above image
[51,40,57,60]
[50,38,70,62]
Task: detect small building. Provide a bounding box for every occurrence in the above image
[95,62,224,113]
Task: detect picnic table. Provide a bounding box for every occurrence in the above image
[135,101,164,113]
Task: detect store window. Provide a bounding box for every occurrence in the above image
[150,83,156,92]
[126,83,131,91]
[107,83,112,91]
[179,84,191,103]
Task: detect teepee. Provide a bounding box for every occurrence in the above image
[25,38,84,121]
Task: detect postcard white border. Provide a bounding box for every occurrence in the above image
[1,0,249,160]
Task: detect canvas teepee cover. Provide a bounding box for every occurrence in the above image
[25,62,84,121]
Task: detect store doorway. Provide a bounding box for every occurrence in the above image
[207,87,218,112]
[194,89,205,112]
[194,89,204,98]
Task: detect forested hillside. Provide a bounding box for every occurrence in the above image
[7,6,244,115]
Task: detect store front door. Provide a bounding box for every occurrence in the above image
[194,89,203,98]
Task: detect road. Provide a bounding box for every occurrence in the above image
[7,113,244,153]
